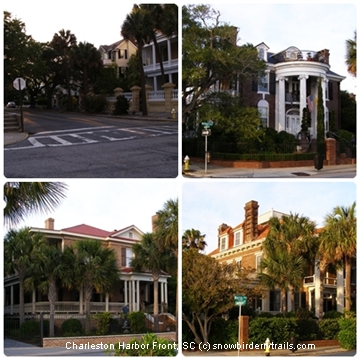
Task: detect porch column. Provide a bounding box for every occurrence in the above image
[314,265,321,318]
[145,284,149,302]
[277,76,286,131]
[79,286,84,314]
[128,281,132,311]
[167,38,172,62]
[132,280,136,312]
[105,293,109,312]
[32,289,36,314]
[136,280,140,311]
[336,267,344,313]
[287,290,292,312]
[262,292,269,311]
[10,285,14,315]
[165,281,168,305]
[124,280,128,305]
[299,74,308,115]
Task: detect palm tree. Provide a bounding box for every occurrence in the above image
[182,228,207,251]
[346,31,356,77]
[65,239,119,331]
[260,213,317,312]
[25,243,64,337]
[4,228,45,325]
[70,42,102,95]
[318,202,356,314]
[4,182,68,228]
[121,5,154,116]
[131,232,169,332]
[51,29,77,110]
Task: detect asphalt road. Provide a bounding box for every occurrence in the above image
[4,110,178,178]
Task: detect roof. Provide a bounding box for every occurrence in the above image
[61,224,111,238]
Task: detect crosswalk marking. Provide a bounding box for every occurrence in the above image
[5,125,177,151]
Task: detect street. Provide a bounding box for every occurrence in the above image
[4,110,178,178]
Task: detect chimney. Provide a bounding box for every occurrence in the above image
[45,218,54,230]
[244,201,259,243]
[218,223,229,235]
[318,49,330,64]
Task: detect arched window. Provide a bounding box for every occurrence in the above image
[258,100,269,128]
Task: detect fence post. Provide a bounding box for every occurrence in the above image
[130,86,141,113]
[162,83,176,113]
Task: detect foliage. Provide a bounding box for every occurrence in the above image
[93,312,112,335]
[111,333,177,356]
[61,318,83,336]
[340,90,356,133]
[345,31,356,77]
[182,4,266,121]
[182,229,207,251]
[319,319,340,340]
[112,95,130,115]
[208,318,238,346]
[4,182,68,228]
[322,310,343,319]
[182,249,264,344]
[249,317,298,344]
[338,316,356,349]
[301,107,308,133]
[19,320,40,337]
[295,319,320,340]
[127,312,146,334]
[80,94,108,113]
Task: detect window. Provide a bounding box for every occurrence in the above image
[234,229,243,246]
[258,74,269,92]
[129,231,133,239]
[259,48,265,60]
[256,254,262,273]
[269,290,281,311]
[118,49,128,59]
[220,237,227,251]
[258,100,269,128]
[126,248,133,267]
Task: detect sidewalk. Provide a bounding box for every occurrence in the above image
[183,161,356,178]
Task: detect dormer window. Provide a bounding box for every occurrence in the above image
[129,231,133,239]
[220,236,228,251]
[234,229,243,246]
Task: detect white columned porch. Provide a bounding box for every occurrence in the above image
[314,265,321,318]
[277,76,286,131]
[124,280,128,305]
[299,74,308,114]
[336,267,344,313]
[136,280,140,311]
[32,289,36,314]
[132,280,136,312]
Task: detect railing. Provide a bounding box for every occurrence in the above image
[143,59,178,72]
[324,277,337,286]
[304,275,314,285]
[148,91,165,101]
[303,275,337,286]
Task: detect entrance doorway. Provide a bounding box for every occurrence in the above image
[286,108,300,135]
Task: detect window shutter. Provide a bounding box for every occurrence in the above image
[121,248,126,267]
[328,82,333,100]
[269,73,276,94]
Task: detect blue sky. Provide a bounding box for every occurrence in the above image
[182,181,356,253]
[4,181,179,234]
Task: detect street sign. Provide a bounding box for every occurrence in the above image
[13,77,26,91]
[202,129,211,136]
[201,121,213,127]
[234,295,247,306]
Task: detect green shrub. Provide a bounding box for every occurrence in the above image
[61,318,83,336]
[256,312,274,318]
[209,318,238,346]
[20,320,40,337]
[296,319,319,340]
[93,312,112,335]
[323,310,343,319]
[338,317,356,349]
[111,333,177,356]
[112,95,130,115]
[81,94,108,113]
[319,319,340,340]
[127,311,146,334]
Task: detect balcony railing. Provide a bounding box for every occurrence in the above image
[303,276,337,287]
[143,59,178,72]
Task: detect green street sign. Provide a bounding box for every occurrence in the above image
[234,295,247,306]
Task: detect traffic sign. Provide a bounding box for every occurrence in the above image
[13,77,26,91]
[202,129,211,136]
[234,295,247,306]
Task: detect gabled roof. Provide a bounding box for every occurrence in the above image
[61,224,111,238]
[109,225,144,239]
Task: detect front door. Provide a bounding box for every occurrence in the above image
[286,109,301,135]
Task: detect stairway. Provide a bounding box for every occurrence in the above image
[4,113,21,132]
[145,313,176,332]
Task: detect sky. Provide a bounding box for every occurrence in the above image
[182,181,356,254]
[3,181,178,234]
[3,1,357,94]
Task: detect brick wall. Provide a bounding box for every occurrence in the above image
[42,332,176,348]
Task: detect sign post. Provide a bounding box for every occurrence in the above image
[234,295,247,356]
[13,77,26,132]
[201,121,213,173]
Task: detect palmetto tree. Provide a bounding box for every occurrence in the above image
[4,227,45,325]
[131,232,169,332]
[4,182,68,228]
[25,243,65,337]
[260,213,317,312]
[121,5,153,116]
[318,202,356,314]
[346,31,356,77]
[182,228,207,252]
[64,239,119,331]
[70,42,102,95]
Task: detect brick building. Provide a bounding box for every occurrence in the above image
[209,200,353,318]
[4,218,170,317]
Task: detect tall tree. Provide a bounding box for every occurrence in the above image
[318,202,356,314]
[70,42,103,95]
[3,182,68,228]
[50,29,77,110]
[182,4,266,122]
[131,232,169,332]
[121,5,153,116]
[345,31,356,77]
[182,228,207,251]
[4,227,44,325]
[64,239,119,331]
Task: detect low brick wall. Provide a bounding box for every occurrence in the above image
[42,332,176,348]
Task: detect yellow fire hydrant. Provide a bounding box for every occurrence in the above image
[171,108,176,119]
[183,155,190,172]
[264,338,271,356]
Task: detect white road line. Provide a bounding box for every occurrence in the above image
[35,126,115,135]
[68,134,98,143]
[49,136,73,145]
[28,138,46,147]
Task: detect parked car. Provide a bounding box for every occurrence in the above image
[6,101,16,108]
